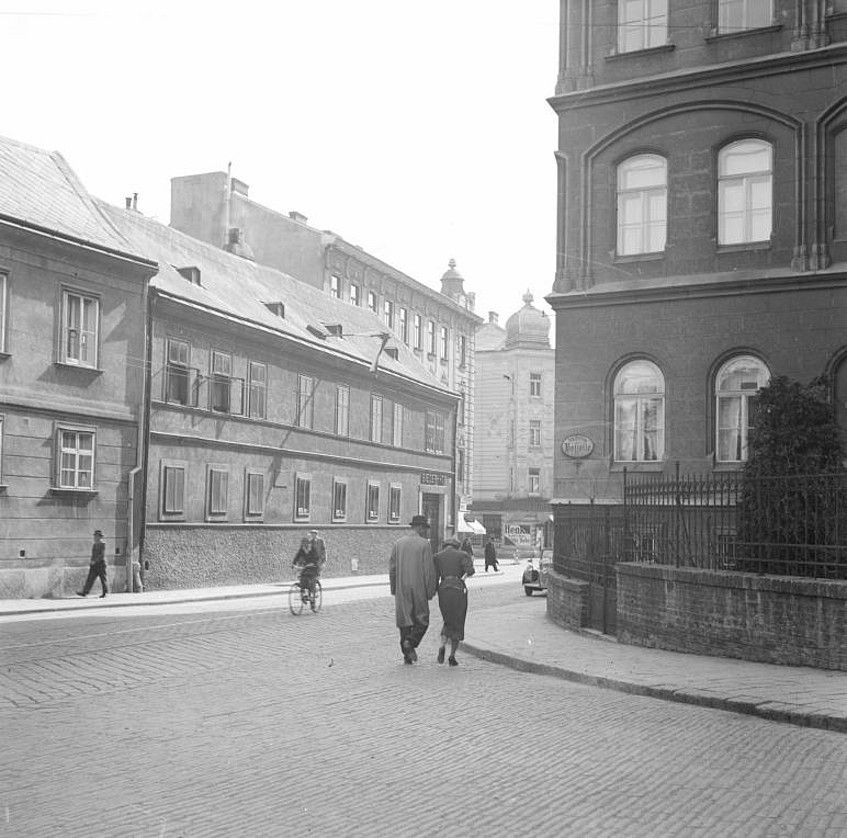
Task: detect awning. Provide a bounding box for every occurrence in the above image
[457,517,487,535]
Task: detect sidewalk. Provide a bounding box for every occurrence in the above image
[463,598,847,734]
[2,571,845,734]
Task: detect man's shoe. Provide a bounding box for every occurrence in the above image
[409,647,417,663]
[437,647,445,664]
[448,656,458,667]
[77,591,86,597]
[100,593,107,598]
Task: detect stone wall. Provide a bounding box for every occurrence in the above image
[544,570,589,631]
[142,524,403,589]
[617,563,847,671]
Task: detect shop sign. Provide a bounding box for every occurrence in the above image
[561,434,594,459]
[420,472,447,486]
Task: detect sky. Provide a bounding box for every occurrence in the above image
[2,1,559,327]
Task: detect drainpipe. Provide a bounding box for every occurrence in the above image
[135,288,156,591]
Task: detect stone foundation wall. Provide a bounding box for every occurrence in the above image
[617,563,847,671]
[142,524,403,589]
[0,565,127,600]
[544,570,589,631]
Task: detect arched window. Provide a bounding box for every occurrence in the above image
[718,139,773,245]
[614,360,665,462]
[715,355,769,462]
[617,155,667,256]
[618,0,668,53]
[718,0,773,33]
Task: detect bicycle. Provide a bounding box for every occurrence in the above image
[289,563,322,615]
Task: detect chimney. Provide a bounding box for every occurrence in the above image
[289,211,308,224]
[225,227,255,261]
[125,196,132,210]
[488,311,499,326]
[132,193,138,211]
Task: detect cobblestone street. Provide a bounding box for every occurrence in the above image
[2,586,846,837]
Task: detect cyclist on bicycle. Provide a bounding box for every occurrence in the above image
[292,529,326,608]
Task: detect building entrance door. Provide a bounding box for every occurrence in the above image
[421,493,441,554]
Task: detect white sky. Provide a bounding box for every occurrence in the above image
[2,1,559,327]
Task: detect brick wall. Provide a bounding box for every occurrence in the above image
[143,525,404,589]
[544,570,589,631]
[617,564,847,671]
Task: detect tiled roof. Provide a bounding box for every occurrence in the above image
[0,135,143,258]
[98,202,453,395]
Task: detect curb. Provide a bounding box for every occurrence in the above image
[460,642,847,735]
[0,579,392,617]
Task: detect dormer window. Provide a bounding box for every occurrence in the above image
[264,301,285,318]
[176,266,201,286]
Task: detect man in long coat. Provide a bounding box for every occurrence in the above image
[389,514,437,664]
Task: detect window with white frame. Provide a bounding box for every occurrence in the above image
[383,299,395,329]
[206,466,228,518]
[425,410,445,454]
[528,468,541,495]
[248,361,267,420]
[392,402,404,447]
[459,335,467,367]
[718,0,773,33]
[57,427,95,489]
[457,448,465,489]
[294,473,311,520]
[413,314,422,350]
[439,326,449,361]
[617,155,667,256]
[367,290,378,314]
[245,471,264,519]
[529,419,541,447]
[0,414,4,484]
[366,481,380,521]
[614,360,665,462]
[297,374,314,429]
[618,0,668,53]
[336,384,350,436]
[0,273,7,353]
[529,372,542,398]
[398,307,408,343]
[166,338,192,405]
[330,274,341,299]
[332,478,348,522]
[427,321,436,355]
[61,290,99,367]
[160,460,186,517]
[389,484,401,523]
[210,350,233,413]
[715,356,770,462]
[350,283,360,307]
[718,139,773,245]
[371,394,383,443]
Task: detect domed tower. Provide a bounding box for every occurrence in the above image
[504,290,550,350]
[440,258,465,304]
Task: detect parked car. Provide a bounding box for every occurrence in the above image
[521,551,549,596]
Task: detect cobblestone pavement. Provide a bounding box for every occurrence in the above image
[2,587,846,837]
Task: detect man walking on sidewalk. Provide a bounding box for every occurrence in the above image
[78,530,108,598]
[389,515,437,664]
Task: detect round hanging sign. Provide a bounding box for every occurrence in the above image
[561,434,594,459]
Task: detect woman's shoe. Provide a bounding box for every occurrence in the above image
[437,646,445,664]
[448,656,458,667]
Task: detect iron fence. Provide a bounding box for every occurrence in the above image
[623,468,847,579]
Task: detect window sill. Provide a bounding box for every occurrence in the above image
[366,518,380,524]
[606,43,675,61]
[610,461,665,473]
[440,358,448,366]
[205,516,229,523]
[54,361,103,375]
[614,251,665,264]
[705,23,782,42]
[712,462,745,472]
[160,514,186,521]
[49,487,99,496]
[427,353,436,361]
[388,519,400,525]
[716,240,771,254]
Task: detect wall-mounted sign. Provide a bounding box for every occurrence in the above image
[561,434,594,459]
[420,472,447,486]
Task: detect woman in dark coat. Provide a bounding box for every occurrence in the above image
[433,536,475,666]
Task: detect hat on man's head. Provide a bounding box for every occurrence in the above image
[93,530,103,538]
[409,514,430,529]
[308,528,318,534]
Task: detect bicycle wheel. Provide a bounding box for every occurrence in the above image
[309,580,322,613]
[288,582,304,616]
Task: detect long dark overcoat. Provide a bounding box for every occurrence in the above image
[389,533,436,629]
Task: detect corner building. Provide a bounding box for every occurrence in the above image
[549,1,847,512]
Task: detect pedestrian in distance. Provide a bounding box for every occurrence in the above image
[78,529,108,598]
[484,538,499,573]
[389,514,437,664]
[434,532,475,667]
[460,536,474,557]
